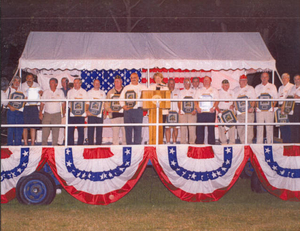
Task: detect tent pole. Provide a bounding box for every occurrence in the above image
[272,70,275,84]
[275,70,283,84]
[147,68,150,87]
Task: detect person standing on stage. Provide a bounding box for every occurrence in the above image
[285,74,300,143]
[194,76,219,145]
[119,73,147,145]
[255,72,277,144]
[165,78,180,144]
[22,73,43,146]
[67,78,88,145]
[39,78,65,146]
[86,79,106,145]
[277,73,294,143]
[178,78,197,144]
[217,79,235,144]
[233,75,256,144]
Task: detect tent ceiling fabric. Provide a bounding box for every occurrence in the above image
[19,32,276,71]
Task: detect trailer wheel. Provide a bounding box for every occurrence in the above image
[251,171,267,193]
[16,172,56,205]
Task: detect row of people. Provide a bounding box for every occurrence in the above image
[1,72,300,145]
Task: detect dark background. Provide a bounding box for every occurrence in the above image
[1,0,300,83]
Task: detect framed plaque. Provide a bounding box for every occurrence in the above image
[220,110,237,128]
[235,95,251,113]
[182,96,194,114]
[275,108,289,123]
[71,101,85,116]
[283,95,295,114]
[199,94,213,112]
[257,93,272,111]
[110,94,122,112]
[167,111,179,123]
[125,90,137,108]
[88,101,103,116]
[9,91,25,110]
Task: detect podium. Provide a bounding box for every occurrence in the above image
[141,90,170,144]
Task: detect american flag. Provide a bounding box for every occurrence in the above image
[80,69,142,93]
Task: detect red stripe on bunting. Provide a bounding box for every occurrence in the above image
[1,188,15,204]
[249,146,300,201]
[46,147,151,205]
[1,148,12,159]
[187,146,214,159]
[83,148,114,159]
[283,146,300,156]
[151,146,249,202]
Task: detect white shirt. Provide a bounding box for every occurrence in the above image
[1,90,8,107]
[179,88,196,99]
[218,88,234,110]
[255,82,277,112]
[87,88,106,100]
[194,86,219,110]
[67,87,88,108]
[288,85,300,99]
[22,82,42,106]
[278,82,294,105]
[170,88,180,112]
[119,83,148,109]
[42,88,65,114]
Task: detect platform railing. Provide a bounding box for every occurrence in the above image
[1,97,300,146]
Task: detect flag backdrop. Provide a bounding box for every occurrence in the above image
[250,144,300,201]
[1,145,300,204]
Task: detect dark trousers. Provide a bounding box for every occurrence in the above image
[124,108,143,145]
[289,104,300,143]
[195,112,216,145]
[87,116,103,145]
[7,110,24,145]
[68,111,85,145]
[280,125,292,143]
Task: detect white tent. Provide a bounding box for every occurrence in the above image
[19,32,276,72]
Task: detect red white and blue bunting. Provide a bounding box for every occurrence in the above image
[1,147,45,203]
[151,145,248,202]
[1,145,300,204]
[47,146,150,205]
[250,144,300,201]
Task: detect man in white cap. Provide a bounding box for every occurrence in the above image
[233,74,256,144]
[255,72,277,144]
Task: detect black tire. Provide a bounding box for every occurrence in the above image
[16,171,56,205]
[251,171,267,193]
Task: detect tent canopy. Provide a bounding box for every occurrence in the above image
[19,32,276,71]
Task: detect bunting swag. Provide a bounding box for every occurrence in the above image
[250,144,300,201]
[47,146,149,205]
[151,145,248,202]
[1,147,45,203]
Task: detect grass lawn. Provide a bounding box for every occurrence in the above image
[1,167,300,230]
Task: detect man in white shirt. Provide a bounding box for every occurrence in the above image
[4,76,24,145]
[255,72,277,144]
[165,78,180,144]
[104,75,126,145]
[178,78,197,144]
[217,79,235,144]
[22,73,43,146]
[86,79,106,145]
[67,78,88,145]
[119,73,147,145]
[277,73,294,143]
[194,76,219,144]
[286,74,300,143]
[192,77,202,90]
[233,75,256,144]
[39,78,65,146]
